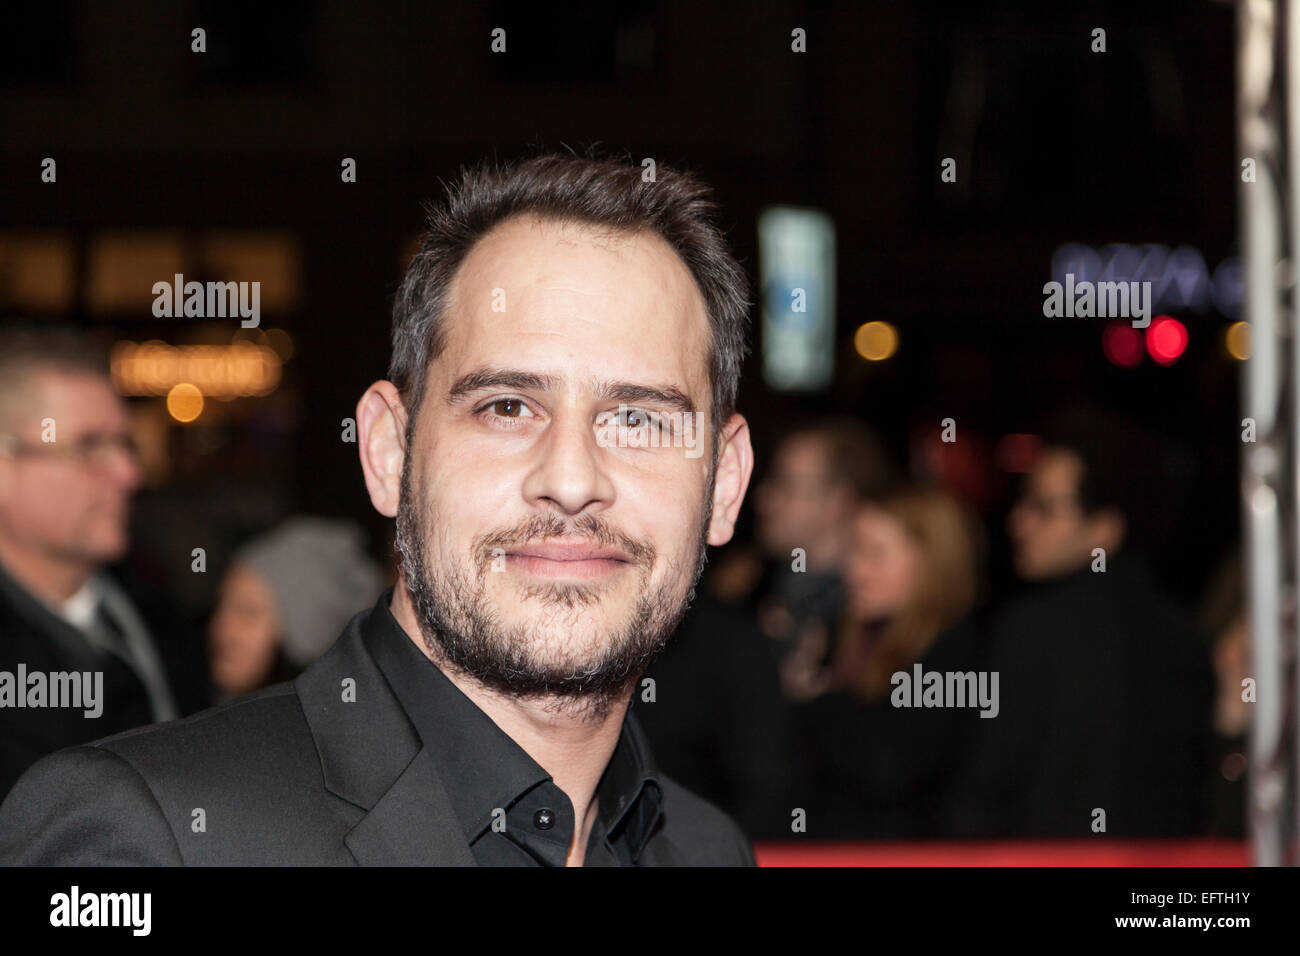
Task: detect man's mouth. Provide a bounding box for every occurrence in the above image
[504,541,632,580]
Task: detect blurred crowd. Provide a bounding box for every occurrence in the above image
[636,414,1245,841]
[0,323,1248,842]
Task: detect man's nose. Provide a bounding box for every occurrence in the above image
[523,412,613,515]
[107,444,143,492]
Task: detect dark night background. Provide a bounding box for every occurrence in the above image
[1,0,1239,614]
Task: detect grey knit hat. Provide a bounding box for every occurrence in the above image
[232,517,385,667]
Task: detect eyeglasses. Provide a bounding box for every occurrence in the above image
[0,432,140,468]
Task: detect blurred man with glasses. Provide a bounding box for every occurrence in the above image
[0,322,206,798]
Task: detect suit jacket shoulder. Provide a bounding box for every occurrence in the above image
[1,603,759,866]
[0,682,360,865]
[0,743,181,865]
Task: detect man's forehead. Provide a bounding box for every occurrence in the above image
[433,217,712,404]
[450,222,706,326]
[8,371,124,429]
[460,212,670,275]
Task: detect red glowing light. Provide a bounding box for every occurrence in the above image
[1102,322,1144,368]
[1147,316,1188,365]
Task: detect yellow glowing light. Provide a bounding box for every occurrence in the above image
[1225,321,1251,361]
[166,383,204,423]
[855,321,898,361]
[111,338,282,399]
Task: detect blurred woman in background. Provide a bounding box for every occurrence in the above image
[785,483,986,839]
[208,516,385,700]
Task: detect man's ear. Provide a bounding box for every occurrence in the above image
[707,413,755,547]
[356,381,408,518]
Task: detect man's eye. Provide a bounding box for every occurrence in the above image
[485,398,532,419]
[616,408,672,434]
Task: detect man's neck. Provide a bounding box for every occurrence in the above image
[389,583,630,866]
[0,535,93,606]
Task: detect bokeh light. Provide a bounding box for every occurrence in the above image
[1147,316,1189,366]
[854,321,898,361]
[1102,321,1144,369]
[166,382,205,423]
[1225,321,1250,361]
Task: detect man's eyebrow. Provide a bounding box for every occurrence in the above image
[593,380,696,416]
[446,367,562,404]
[445,366,697,415]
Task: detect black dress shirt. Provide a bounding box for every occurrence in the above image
[365,594,664,866]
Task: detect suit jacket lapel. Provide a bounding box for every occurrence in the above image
[344,745,475,866]
[295,603,476,866]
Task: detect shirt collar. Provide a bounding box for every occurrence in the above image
[59,576,102,630]
[363,589,663,858]
[597,703,664,854]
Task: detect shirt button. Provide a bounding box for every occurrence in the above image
[533,808,556,830]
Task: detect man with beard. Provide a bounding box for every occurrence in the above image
[0,150,757,866]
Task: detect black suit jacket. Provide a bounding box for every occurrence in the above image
[948,555,1214,838]
[0,559,209,800]
[0,600,756,866]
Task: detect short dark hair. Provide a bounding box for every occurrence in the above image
[0,320,110,401]
[1040,406,1183,550]
[389,149,752,448]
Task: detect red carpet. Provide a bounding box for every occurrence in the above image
[753,840,1250,866]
